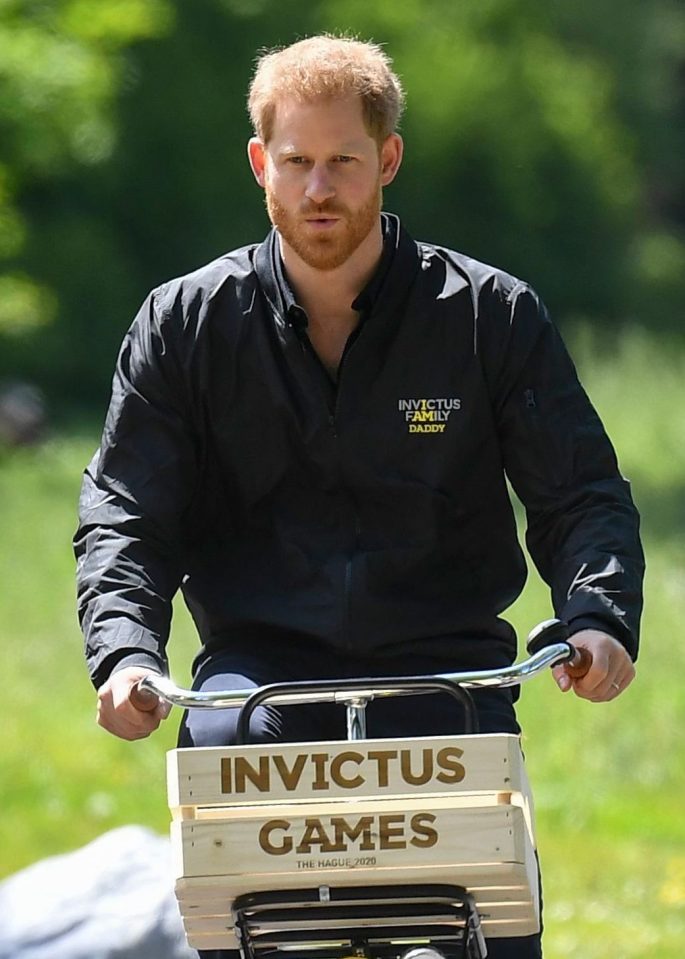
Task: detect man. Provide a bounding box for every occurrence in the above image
[75,36,644,958]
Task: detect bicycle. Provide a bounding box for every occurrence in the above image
[131,618,590,959]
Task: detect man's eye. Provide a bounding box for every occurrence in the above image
[335,155,354,163]
[287,156,306,165]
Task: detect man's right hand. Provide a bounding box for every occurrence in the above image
[96,666,171,740]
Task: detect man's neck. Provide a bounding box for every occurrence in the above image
[279,220,384,322]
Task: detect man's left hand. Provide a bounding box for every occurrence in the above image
[552,629,635,701]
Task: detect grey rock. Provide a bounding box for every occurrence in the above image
[0,381,46,447]
[0,826,199,959]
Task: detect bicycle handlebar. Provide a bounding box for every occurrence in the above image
[130,624,591,713]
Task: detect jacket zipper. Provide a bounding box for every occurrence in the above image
[342,512,362,651]
[334,332,363,651]
[298,316,364,651]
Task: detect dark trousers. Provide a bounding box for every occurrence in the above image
[178,640,542,959]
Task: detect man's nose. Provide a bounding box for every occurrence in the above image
[305,165,335,205]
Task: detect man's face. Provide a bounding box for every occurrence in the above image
[248,96,402,271]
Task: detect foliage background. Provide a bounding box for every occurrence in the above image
[1,0,684,403]
[1,1,684,956]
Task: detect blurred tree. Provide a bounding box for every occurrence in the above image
[5,0,308,403]
[314,0,685,322]
[0,0,173,366]
[1,0,683,406]
[545,0,685,326]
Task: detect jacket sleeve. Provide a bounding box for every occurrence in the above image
[74,290,198,687]
[486,282,644,659]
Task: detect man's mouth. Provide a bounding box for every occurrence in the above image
[304,217,340,229]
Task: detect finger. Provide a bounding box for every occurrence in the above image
[111,681,161,723]
[153,700,172,723]
[552,664,572,692]
[96,695,161,739]
[581,663,635,702]
[97,708,159,740]
[601,663,636,701]
[571,649,611,697]
[573,677,611,702]
[553,654,605,695]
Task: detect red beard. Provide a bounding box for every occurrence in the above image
[265,181,382,271]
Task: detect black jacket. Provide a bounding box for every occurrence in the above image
[75,216,644,688]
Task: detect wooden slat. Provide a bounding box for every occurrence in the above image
[180,892,539,948]
[177,884,533,917]
[167,734,528,810]
[184,915,540,952]
[184,899,536,934]
[176,856,538,916]
[175,864,533,903]
[172,802,529,879]
[186,790,516,821]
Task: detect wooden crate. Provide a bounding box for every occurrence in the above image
[166,733,539,951]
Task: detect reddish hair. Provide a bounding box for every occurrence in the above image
[248,35,405,144]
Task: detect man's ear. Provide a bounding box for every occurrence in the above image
[247,137,267,187]
[379,133,403,187]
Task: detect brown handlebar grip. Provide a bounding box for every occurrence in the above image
[565,646,592,679]
[129,682,159,713]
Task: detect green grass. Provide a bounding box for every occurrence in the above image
[510,327,685,956]
[0,428,200,863]
[1,326,684,955]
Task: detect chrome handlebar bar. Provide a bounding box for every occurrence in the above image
[136,640,586,712]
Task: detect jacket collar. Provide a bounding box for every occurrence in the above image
[253,213,421,334]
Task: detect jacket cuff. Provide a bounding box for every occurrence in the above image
[93,649,166,688]
[110,653,166,676]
